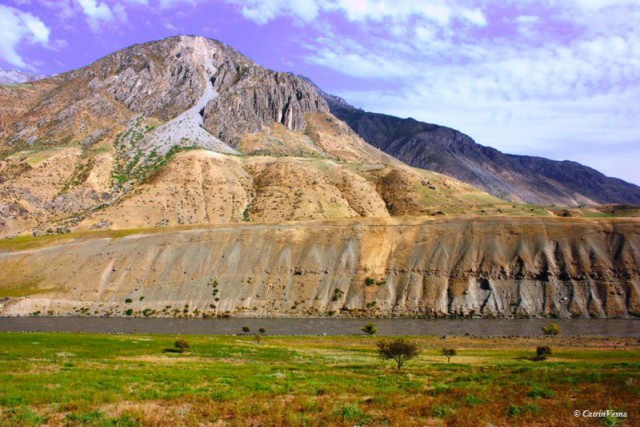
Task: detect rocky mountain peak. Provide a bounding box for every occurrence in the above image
[2,35,328,153]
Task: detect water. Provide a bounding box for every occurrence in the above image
[0,317,638,336]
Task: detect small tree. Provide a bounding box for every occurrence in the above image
[361,323,378,336]
[377,339,420,370]
[242,326,250,334]
[174,339,190,353]
[535,346,552,361]
[254,328,266,344]
[541,322,560,336]
[442,348,457,363]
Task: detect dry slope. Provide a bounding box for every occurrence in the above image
[1,216,638,319]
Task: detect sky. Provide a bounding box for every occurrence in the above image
[1,0,639,184]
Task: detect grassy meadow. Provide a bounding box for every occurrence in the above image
[0,333,638,426]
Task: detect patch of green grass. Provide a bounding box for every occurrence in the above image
[0,280,65,298]
[0,334,637,425]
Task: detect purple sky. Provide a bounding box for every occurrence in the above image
[2,0,639,185]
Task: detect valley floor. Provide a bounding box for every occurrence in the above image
[0,333,638,426]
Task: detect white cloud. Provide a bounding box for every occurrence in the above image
[289,1,640,182]
[0,5,50,68]
[76,0,119,30]
[230,0,488,28]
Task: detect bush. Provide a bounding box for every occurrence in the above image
[527,385,556,399]
[125,298,133,304]
[535,346,552,360]
[124,309,133,316]
[174,339,190,353]
[508,404,523,417]
[377,338,420,369]
[258,327,266,334]
[242,326,250,333]
[442,348,457,363]
[541,322,560,336]
[364,277,375,286]
[360,323,378,336]
[432,404,456,417]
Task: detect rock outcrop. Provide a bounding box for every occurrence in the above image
[1,217,638,319]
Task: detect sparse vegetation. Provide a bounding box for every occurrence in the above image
[364,277,375,286]
[242,326,250,334]
[541,322,560,336]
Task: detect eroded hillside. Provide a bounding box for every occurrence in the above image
[1,36,520,238]
[1,217,638,319]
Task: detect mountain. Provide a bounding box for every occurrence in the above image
[309,82,640,207]
[0,35,510,239]
[0,35,638,319]
[0,69,44,85]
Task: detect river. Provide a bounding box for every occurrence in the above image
[0,317,638,336]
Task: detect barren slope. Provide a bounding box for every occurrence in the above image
[1,217,638,319]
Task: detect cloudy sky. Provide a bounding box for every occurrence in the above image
[1,0,639,184]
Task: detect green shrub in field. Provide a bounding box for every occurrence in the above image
[527,385,556,399]
[465,394,485,406]
[541,322,560,336]
[429,383,452,396]
[432,404,456,417]
[125,298,133,304]
[124,309,133,316]
[174,339,190,353]
[508,404,523,417]
[535,346,552,361]
[242,326,250,334]
[360,323,378,335]
[377,338,420,369]
[364,277,375,286]
[338,405,372,423]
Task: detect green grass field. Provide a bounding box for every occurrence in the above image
[0,333,638,426]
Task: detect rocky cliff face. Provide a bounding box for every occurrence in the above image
[315,84,640,207]
[1,217,638,319]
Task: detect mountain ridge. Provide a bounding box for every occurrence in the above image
[303,78,640,207]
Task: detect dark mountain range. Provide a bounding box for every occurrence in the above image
[306,79,640,207]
